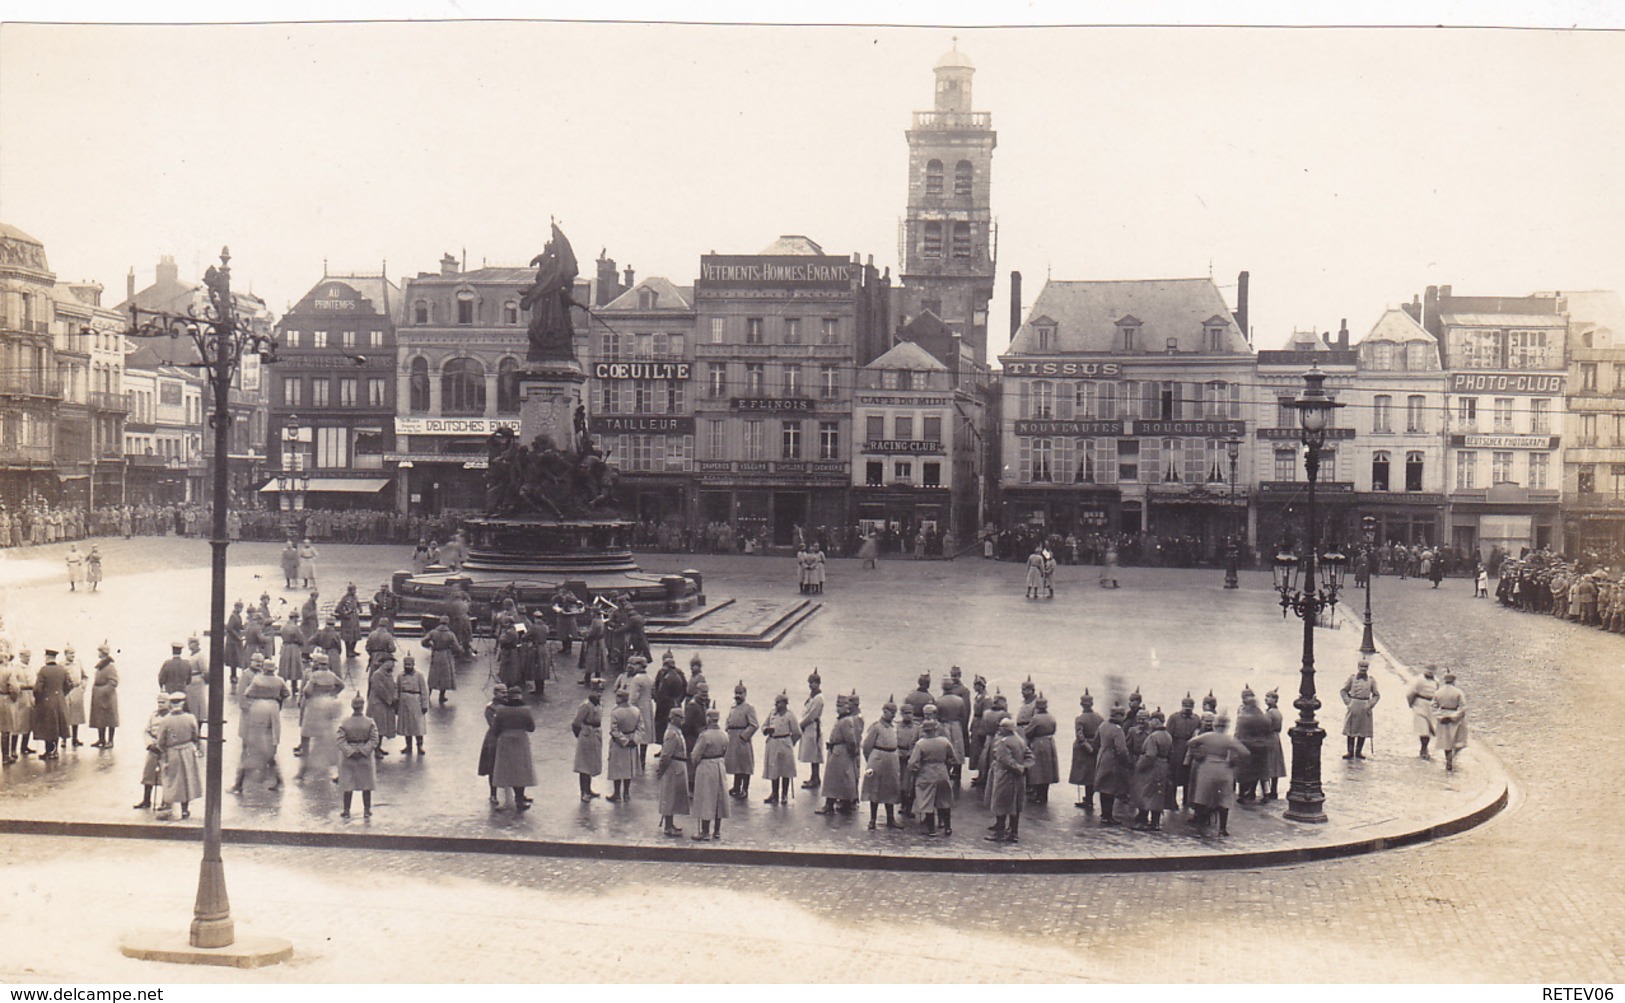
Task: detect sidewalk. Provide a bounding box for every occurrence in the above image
[0,541,1508,873]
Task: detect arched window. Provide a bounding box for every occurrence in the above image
[951,221,971,258]
[1372,450,1391,491]
[441,357,485,415]
[923,222,943,258]
[504,301,519,325]
[1405,451,1425,492]
[413,299,429,325]
[954,160,973,196]
[455,290,475,326]
[925,159,943,195]
[408,357,430,413]
[496,357,521,414]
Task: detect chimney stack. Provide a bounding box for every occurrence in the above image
[623,266,635,292]
[439,252,459,277]
[1338,318,1349,350]
[1010,270,1023,338]
[1402,294,1422,323]
[1235,270,1250,341]
[126,268,135,304]
[156,255,178,288]
[1423,285,1442,339]
[595,253,618,306]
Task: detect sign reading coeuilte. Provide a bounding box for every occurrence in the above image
[592,362,691,381]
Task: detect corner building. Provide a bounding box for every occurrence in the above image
[1000,277,1255,555]
[692,236,888,548]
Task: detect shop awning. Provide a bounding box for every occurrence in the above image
[260,477,390,494]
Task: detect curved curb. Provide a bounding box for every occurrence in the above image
[0,780,1507,875]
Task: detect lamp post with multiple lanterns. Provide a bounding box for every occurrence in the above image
[1272,365,1347,824]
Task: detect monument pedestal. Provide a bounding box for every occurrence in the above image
[517,359,587,454]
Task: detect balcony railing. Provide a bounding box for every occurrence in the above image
[911,110,991,129]
[88,391,132,412]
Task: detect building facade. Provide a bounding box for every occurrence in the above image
[1252,334,1359,554]
[0,224,62,508]
[50,280,129,508]
[896,43,997,365]
[268,274,402,512]
[1424,286,1566,557]
[850,339,984,545]
[586,275,696,527]
[1348,308,1449,547]
[691,237,888,547]
[124,344,205,504]
[999,277,1255,559]
[1556,290,1625,553]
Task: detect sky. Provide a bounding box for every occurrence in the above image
[4,16,1625,356]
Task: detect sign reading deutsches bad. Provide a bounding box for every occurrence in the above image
[1449,371,1566,395]
[395,417,519,437]
[696,255,857,288]
[592,361,691,381]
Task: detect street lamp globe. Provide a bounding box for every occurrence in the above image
[1320,548,1349,592]
[1273,549,1300,593]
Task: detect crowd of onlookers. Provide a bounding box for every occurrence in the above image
[0,501,479,549]
[1496,546,1625,634]
[985,528,1251,569]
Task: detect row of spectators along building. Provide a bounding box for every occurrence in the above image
[7,45,1625,565]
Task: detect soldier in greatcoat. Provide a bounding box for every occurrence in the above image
[653,651,687,749]
[902,673,933,719]
[572,680,605,801]
[395,656,428,754]
[1340,658,1381,760]
[296,654,345,780]
[1092,704,1131,825]
[907,713,958,837]
[622,656,655,770]
[225,602,246,684]
[1431,672,1469,772]
[814,694,860,814]
[334,585,364,659]
[985,717,1033,843]
[490,689,537,810]
[337,696,380,818]
[279,540,299,589]
[606,686,641,802]
[277,612,306,695]
[1233,687,1273,802]
[1185,713,1249,836]
[1165,694,1201,809]
[797,669,825,789]
[157,641,190,697]
[310,619,344,676]
[1130,710,1173,831]
[1262,688,1287,801]
[155,693,202,820]
[1069,690,1104,811]
[1406,665,1440,759]
[655,717,690,836]
[934,673,968,787]
[578,610,608,685]
[860,696,903,830]
[365,620,397,675]
[132,694,170,809]
[966,675,991,786]
[31,649,71,759]
[688,708,730,840]
[89,644,119,748]
[1023,694,1060,803]
[231,662,290,793]
[760,691,802,804]
[365,654,399,757]
[724,682,759,799]
[896,701,920,818]
[421,615,465,704]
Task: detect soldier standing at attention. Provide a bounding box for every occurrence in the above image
[860,696,903,830]
[907,712,958,837]
[760,691,801,805]
[1340,658,1381,760]
[724,682,759,800]
[688,708,730,841]
[814,693,858,815]
[1070,690,1104,811]
[1093,704,1131,826]
[337,696,380,819]
[985,717,1033,843]
[1024,694,1060,804]
[606,686,640,803]
[572,680,605,801]
[797,669,824,790]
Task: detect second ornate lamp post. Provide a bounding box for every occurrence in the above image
[1273,365,1347,824]
[1360,513,1377,656]
[1223,436,1243,589]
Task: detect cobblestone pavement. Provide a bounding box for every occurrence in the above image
[0,542,1618,981]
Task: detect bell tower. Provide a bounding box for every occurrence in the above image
[899,40,997,365]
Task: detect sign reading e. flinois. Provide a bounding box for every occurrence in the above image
[696,255,856,288]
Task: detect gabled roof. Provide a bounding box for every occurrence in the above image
[601,276,693,312]
[756,235,824,256]
[1005,278,1249,356]
[0,223,43,245]
[867,339,948,371]
[1440,312,1565,328]
[1359,308,1434,345]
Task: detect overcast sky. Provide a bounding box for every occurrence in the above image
[3,20,1622,354]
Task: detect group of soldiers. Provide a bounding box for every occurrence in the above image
[1497,551,1625,633]
[0,629,125,766]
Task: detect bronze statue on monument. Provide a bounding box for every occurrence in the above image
[519,221,581,364]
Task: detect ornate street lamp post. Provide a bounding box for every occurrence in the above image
[1360,513,1377,656]
[123,248,279,950]
[1273,365,1347,823]
[1223,436,1243,589]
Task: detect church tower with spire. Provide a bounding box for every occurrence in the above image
[898,40,998,365]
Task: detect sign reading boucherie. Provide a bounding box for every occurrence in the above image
[592,361,691,381]
[732,398,813,412]
[1449,371,1566,394]
[395,417,520,436]
[696,255,856,287]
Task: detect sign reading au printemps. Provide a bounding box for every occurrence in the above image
[696,255,857,287]
[1449,371,1566,394]
[590,416,696,434]
[1000,360,1123,377]
[864,440,944,454]
[394,417,519,436]
[732,397,813,412]
[592,361,691,381]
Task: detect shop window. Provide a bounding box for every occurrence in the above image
[1578,463,1596,494]
[866,460,884,486]
[923,461,942,487]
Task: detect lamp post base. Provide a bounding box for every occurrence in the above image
[1284,719,1329,823]
[1359,610,1376,656]
[189,857,234,948]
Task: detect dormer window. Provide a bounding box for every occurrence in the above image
[1117,317,1141,352]
[638,287,658,309]
[1036,324,1055,351]
[1205,324,1226,352]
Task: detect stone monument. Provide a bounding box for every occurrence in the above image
[390,223,700,626]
